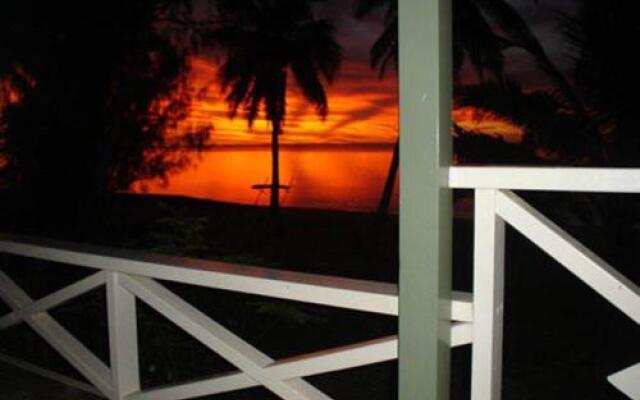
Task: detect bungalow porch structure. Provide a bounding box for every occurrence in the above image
[0,0,638,399]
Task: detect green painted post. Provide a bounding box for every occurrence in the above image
[398,0,452,399]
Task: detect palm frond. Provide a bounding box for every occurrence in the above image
[454,0,505,81]
[370,18,397,78]
[474,0,581,109]
[296,19,342,83]
[457,80,591,162]
[210,0,342,129]
[291,58,328,118]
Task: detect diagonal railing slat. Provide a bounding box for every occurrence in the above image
[449,168,640,400]
[496,190,640,324]
[130,323,472,400]
[0,270,113,397]
[0,232,475,400]
[129,336,398,400]
[608,362,640,399]
[119,274,333,400]
[0,271,107,331]
[0,352,105,397]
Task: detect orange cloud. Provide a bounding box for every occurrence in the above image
[182,56,399,146]
[182,57,522,147]
[453,107,524,143]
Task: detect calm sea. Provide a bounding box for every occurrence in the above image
[134,147,398,213]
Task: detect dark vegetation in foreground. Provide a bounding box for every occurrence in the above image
[0,192,638,399]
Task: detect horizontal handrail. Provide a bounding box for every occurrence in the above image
[448,167,640,193]
[0,232,472,320]
[0,232,397,316]
[0,232,474,399]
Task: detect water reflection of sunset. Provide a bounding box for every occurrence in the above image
[138,147,398,212]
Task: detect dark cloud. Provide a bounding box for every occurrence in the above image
[325,95,397,134]
[504,0,582,90]
[313,1,386,64]
[312,0,580,91]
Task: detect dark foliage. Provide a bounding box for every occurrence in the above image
[562,1,640,165]
[0,0,210,232]
[454,125,534,165]
[353,0,572,214]
[456,80,591,163]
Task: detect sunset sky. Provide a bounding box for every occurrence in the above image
[183,56,400,147]
[1,0,578,210]
[0,0,577,150]
[143,0,571,209]
[178,0,578,148]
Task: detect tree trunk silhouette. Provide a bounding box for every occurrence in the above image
[376,139,399,218]
[270,119,281,219]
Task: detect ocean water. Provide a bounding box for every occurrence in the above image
[134,146,398,213]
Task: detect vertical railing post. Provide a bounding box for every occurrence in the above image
[398,0,453,399]
[471,189,506,400]
[106,272,140,400]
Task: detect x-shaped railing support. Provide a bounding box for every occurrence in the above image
[0,264,472,400]
[0,270,113,396]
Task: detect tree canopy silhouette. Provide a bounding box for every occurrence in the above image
[353,0,572,84]
[0,0,209,230]
[456,80,590,163]
[463,1,640,166]
[353,0,572,215]
[562,1,640,165]
[209,0,342,216]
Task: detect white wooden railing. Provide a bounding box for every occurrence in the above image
[449,167,640,400]
[1,167,638,400]
[0,232,472,400]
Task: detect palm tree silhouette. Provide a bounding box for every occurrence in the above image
[354,0,577,215]
[211,0,342,217]
[456,80,590,163]
[353,0,508,81]
[561,1,640,165]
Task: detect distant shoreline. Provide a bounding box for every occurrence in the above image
[175,142,396,152]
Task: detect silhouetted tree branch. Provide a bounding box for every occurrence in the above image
[0,0,211,233]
